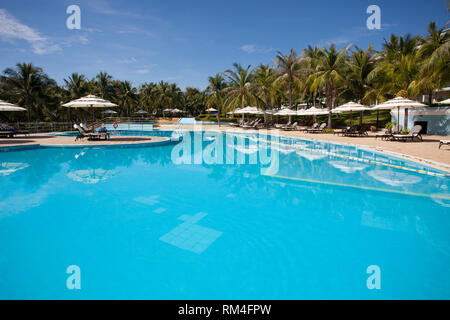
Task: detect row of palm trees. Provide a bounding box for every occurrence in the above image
[0,21,448,125]
[207,21,448,128]
[0,66,203,122]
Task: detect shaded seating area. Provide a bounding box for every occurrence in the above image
[307,123,326,133]
[392,125,423,142]
[374,125,403,140]
[339,124,369,137]
[242,118,262,129]
[298,123,318,132]
[74,124,110,141]
[0,123,30,138]
[0,130,14,138]
[281,122,298,131]
[229,119,244,127]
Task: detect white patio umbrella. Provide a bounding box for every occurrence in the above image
[240,106,259,113]
[235,106,258,121]
[62,95,117,121]
[162,108,173,117]
[298,107,329,123]
[0,100,26,112]
[101,109,117,115]
[372,97,426,131]
[437,98,450,105]
[135,109,148,119]
[333,101,371,125]
[303,107,329,115]
[206,107,217,113]
[275,107,297,123]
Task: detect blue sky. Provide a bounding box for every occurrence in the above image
[0,0,448,90]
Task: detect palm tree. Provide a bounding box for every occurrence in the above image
[309,44,350,128]
[117,81,137,116]
[222,63,254,111]
[95,72,113,99]
[139,82,158,114]
[154,81,182,115]
[412,22,450,104]
[302,46,325,106]
[253,64,279,125]
[274,49,302,109]
[184,87,206,116]
[64,73,88,99]
[369,34,420,98]
[206,74,226,123]
[3,62,55,122]
[345,44,377,104]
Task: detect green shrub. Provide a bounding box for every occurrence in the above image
[385,122,396,130]
[323,128,334,133]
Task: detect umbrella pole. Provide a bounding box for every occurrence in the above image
[376,111,379,129]
[350,110,353,126]
[404,108,408,131]
[397,107,400,132]
[359,111,363,126]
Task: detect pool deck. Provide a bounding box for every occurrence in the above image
[162,124,450,172]
[0,135,171,148]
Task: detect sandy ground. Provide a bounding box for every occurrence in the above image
[0,135,168,147]
[162,124,450,172]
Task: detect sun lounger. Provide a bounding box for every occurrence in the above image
[307,123,326,133]
[392,125,422,142]
[357,124,369,136]
[80,123,94,133]
[1,124,30,136]
[229,120,243,127]
[375,128,393,140]
[242,119,261,129]
[439,140,450,149]
[0,130,14,138]
[298,123,318,132]
[74,124,109,141]
[282,122,298,131]
[276,121,291,129]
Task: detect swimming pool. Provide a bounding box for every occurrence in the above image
[0,130,449,299]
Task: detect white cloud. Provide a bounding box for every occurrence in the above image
[240,44,257,53]
[0,9,61,54]
[136,69,149,74]
[240,44,274,54]
[115,25,155,38]
[88,0,166,24]
[117,57,138,64]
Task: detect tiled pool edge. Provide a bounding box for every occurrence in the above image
[0,144,41,152]
[0,138,179,152]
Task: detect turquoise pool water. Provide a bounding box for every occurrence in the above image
[0,130,449,299]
